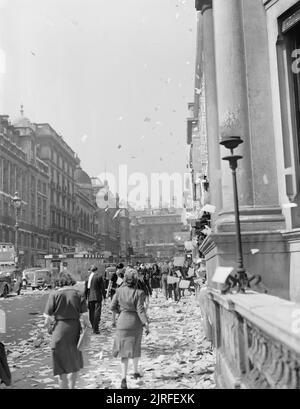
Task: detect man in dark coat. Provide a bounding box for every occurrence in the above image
[85,265,106,334]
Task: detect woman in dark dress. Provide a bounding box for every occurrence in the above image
[137,266,152,311]
[111,268,149,389]
[43,273,88,389]
[107,266,122,327]
[150,264,161,298]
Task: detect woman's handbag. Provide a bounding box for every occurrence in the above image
[47,319,56,335]
[77,327,88,351]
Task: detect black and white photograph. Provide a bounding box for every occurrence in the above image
[0,0,300,394]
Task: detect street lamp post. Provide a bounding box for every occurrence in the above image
[12,192,22,295]
[12,192,22,271]
[220,136,248,292]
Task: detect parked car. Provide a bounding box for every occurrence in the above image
[22,268,53,290]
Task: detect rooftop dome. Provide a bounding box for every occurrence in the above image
[13,105,35,131]
[75,166,92,185]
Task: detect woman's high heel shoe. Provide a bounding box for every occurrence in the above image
[121,378,127,389]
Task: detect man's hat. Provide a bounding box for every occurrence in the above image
[90,265,98,272]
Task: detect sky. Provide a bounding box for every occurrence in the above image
[0,0,196,207]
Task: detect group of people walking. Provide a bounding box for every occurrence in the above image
[41,259,206,389]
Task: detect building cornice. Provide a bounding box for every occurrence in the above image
[195,0,212,12]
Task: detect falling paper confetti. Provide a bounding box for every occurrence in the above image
[144,117,151,122]
[118,116,124,121]
[117,144,122,149]
[251,249,260,255]
[81,134,88,143]
[195,88,201,95]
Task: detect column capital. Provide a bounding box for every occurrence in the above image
[195,0,212,12]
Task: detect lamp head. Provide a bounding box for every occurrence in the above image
[13,192,21,208]
[220,136,243,151]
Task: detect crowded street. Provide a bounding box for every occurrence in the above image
[1,0,300,393]
[1,288,215,389]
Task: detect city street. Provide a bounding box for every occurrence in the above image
[0,290,215,389]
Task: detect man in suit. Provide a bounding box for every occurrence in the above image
[85,265,106,334]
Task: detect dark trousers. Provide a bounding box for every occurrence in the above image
[162,276,168,299]
[88,301,102,332]
[167,284,178,301]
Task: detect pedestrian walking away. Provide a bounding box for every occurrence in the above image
[150,263,161,298]
[43,272,89,389]
[161,262,169,300]
[85,265,106,334]
[111,268,149,390]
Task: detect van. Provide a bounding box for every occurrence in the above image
[22,268,53,290]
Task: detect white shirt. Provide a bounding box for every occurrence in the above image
[87,272,94,289]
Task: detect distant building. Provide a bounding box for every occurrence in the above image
[74,163,97,252]
[0,111,50,267]
[92,178,131,259]
[35,121,78,254]
[129,207,187,260]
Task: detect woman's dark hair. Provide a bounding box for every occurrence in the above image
[58,272,76,287]
[116,263,124,269]
[153,264,159,272]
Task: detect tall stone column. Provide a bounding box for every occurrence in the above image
[213,0,253,217]
[200,0,287,298]
[212,0,284,232]
[199,0,222,226]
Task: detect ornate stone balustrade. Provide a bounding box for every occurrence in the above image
[204,290,300,388]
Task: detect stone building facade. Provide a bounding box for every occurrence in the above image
[191,0,300,302]
[74,164,97,252]
[129,207,186,260]
[0,113,50,268]
[35,122,78,254]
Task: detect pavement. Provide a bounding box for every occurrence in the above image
[3,291,216,389]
